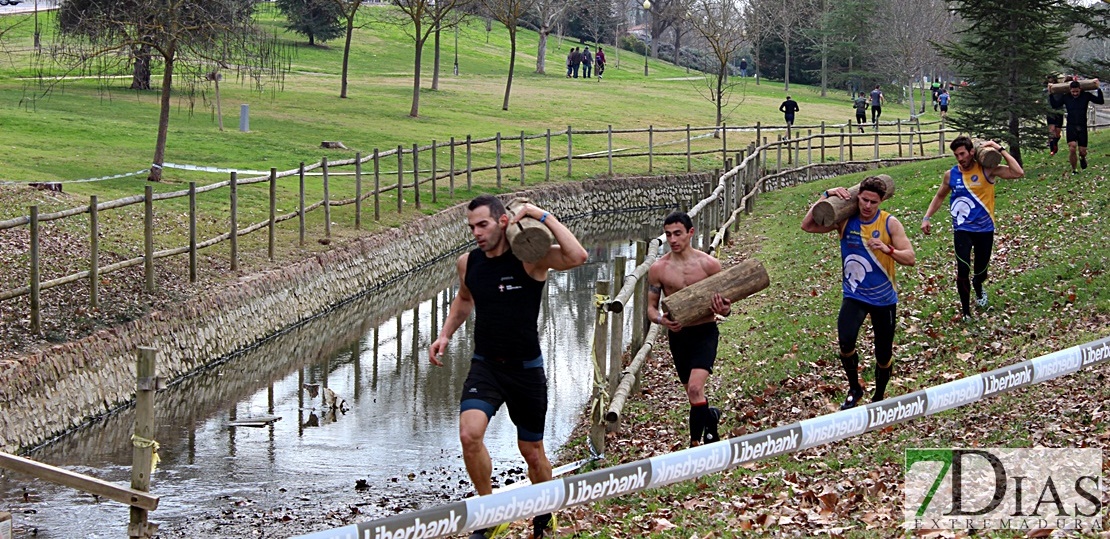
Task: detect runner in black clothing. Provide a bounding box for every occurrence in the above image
[430,195,587,539]
[853,92,868,133]
[1049,79,1104,174]
[780,96,800,127]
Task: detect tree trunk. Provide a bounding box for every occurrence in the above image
[673,29,681,67]
[811,174,895,227]
[784,37,791,92]
[716,64,725,126]
[340,16,355,98]
[536,27,549,74]
[130,44,151,90]
[505,199,553,262]
[820,36,827,97]
[432,19,441,90]
[502,30,516,111]
[661,259,770,327]
[309,33,316,46]
[147,50,175,182]
[410,37,424,117]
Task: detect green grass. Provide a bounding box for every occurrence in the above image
[557,129,1110,537]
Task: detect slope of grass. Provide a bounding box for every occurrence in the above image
[555,129,1110,537]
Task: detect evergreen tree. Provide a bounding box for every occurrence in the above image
[937,0,1105,164]
[276,0,345,45]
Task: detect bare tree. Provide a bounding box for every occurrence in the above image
[753,0,813,91]
[580,0,619,49]
[54,0,290,181]
[391,0,472,117]
[531,0,574,74]
[869,0,954,118]
[686,0,746,126]
[484,0,537,110]
[331,0,368,98]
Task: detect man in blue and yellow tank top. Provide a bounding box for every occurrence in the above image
[802,177,916,409]
[922,136,1024,320]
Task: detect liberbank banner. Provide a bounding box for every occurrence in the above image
[294,335,1110,539]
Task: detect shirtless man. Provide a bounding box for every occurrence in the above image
[647,211,732,446]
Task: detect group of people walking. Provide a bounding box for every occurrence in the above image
[566,46,606,79]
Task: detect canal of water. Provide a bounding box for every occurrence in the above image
[0,209,673,538]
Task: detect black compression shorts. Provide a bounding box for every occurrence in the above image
[668,323,719,385]
[1065,125,1088,146]
[460,357,548,441]
[1047,114,1063,127]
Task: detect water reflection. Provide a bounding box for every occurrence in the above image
[0,209,667,538]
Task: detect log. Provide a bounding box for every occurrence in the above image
[661,259,770,327]
[810,174,895,228]
[972,139,1001,168]
[505,198,554,263]
[1048,79,1099,95]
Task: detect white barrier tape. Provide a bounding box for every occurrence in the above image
[291,334,1110,539]
[161,162,271,175]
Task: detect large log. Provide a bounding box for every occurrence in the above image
[810,174,895,228]
[972,139,1002,169]
[505,198,553,263]
[1049,79,1099,95]
[661,258,770,327]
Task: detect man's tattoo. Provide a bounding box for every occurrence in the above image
[648,284,662,294]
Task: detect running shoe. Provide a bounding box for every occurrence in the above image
[533,513,557,538]
[703,407,722,444]
[839,387,864,410]
[1080,156,1087,169]
[977,290,988,308]
[469,522,510,539]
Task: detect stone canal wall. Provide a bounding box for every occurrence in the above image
[0,173,711,452]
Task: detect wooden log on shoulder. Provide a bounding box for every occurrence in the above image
[661,258,770,327]
[972,139,1002,168]
[1049,79,1099,95]
[505,198,554,263]
[810,174,895,228]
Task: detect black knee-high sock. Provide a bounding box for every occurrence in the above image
[957,276,972,316]
[841,352,861,392]
[873,364,892,402]
[689,401,708,443]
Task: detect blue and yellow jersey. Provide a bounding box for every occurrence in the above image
[948,163,995,233]
[840,210,897,306]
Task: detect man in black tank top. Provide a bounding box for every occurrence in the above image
[430,194,587,539]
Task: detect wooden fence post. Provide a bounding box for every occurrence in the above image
[648,125,654,173]
[839,127,845,162]
[144,185,154,293]
[908,129,915,157]
[545,129,551,181]
[609,257,626,401]
[355,152,363,228]
[186,184,196,283]
[807,129,813,165]
[820,121,826,162]
[90,195,100,306]
[412,143,421,210]
[873,132,880,161]
[897,119,903,157]
[495,132,502,188]
[268,168,277,260]
[755,121,762,149]
[466,135,473,190]
[776,135,783,171]
[397,145,404,214]
[322,157,332,238]
[129,346,157,539]
[607,125,614,176]
[298,163,306,246]
[686,124,692,172]
[373,149,381,221]
[849,132,855,161]
[230,172,238,271]
[29,205,39,335]
[567,126,573,176]
[939,119,946,154]
[917,118,925,155]
[431,142,438,204]
[448,138,456,197]
[590,279,610,455]
[519,131,526,185]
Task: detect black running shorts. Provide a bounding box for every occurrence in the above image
[1065,125,1088,146]
[667,323,719,385]
[460,358,548,442]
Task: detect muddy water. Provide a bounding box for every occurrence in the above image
[0,210,670,538]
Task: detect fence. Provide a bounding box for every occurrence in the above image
[1,118,953,333]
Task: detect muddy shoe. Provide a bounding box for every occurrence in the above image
[839,388,864,410]
[703,407,722,444]
[533,513,557,538]
[470,522,510,539]
[1080,156,1088,169]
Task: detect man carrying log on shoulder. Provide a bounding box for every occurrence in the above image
[921,136,1024,321]
[1049,79,1103,174]
[801,177,916,409]
[429,194,588,539]
[647,211,732,447]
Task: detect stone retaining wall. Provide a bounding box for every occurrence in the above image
[0,173,710,452]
